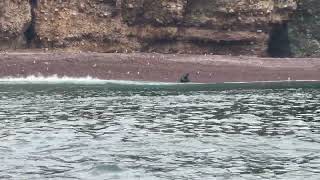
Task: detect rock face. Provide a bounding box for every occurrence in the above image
[0,0,31,49]
[0,0,303,57]
[32,0,139,52]
[289,0,320,57]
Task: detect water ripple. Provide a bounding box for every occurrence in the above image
[0,86,320,179]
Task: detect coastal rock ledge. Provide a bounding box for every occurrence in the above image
[0,0,318,57]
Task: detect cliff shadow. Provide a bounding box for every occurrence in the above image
[267,23,292,58]
[24,0,38,48]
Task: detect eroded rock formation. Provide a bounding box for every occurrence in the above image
[2,0,316,57]
[31,0,138,52]
[0,0,31,49]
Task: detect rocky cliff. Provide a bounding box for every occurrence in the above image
[288,0,320,57]
[0,0,31,49]
[1,0,317,57]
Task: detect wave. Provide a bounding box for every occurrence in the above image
[0,75,179,85]
[0,75,319,90]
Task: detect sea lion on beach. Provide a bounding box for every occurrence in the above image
[179,73,190,83]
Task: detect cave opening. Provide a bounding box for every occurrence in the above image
[24,0,38,47]
[267,23,292,58]
[24,23,36,47]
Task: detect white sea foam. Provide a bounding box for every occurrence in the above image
[0,75,178,85]
[0,75,105,84]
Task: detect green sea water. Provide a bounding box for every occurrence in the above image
[0,81,320,180]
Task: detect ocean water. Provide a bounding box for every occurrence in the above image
[0,78,320,180]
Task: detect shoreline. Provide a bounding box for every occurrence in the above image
[0,52,320,83]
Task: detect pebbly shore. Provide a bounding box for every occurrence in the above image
[0,52,320,83]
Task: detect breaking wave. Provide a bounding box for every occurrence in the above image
[0,75,177,85]
[0,75,319,91]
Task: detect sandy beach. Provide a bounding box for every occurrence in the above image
[0,52,319,83]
